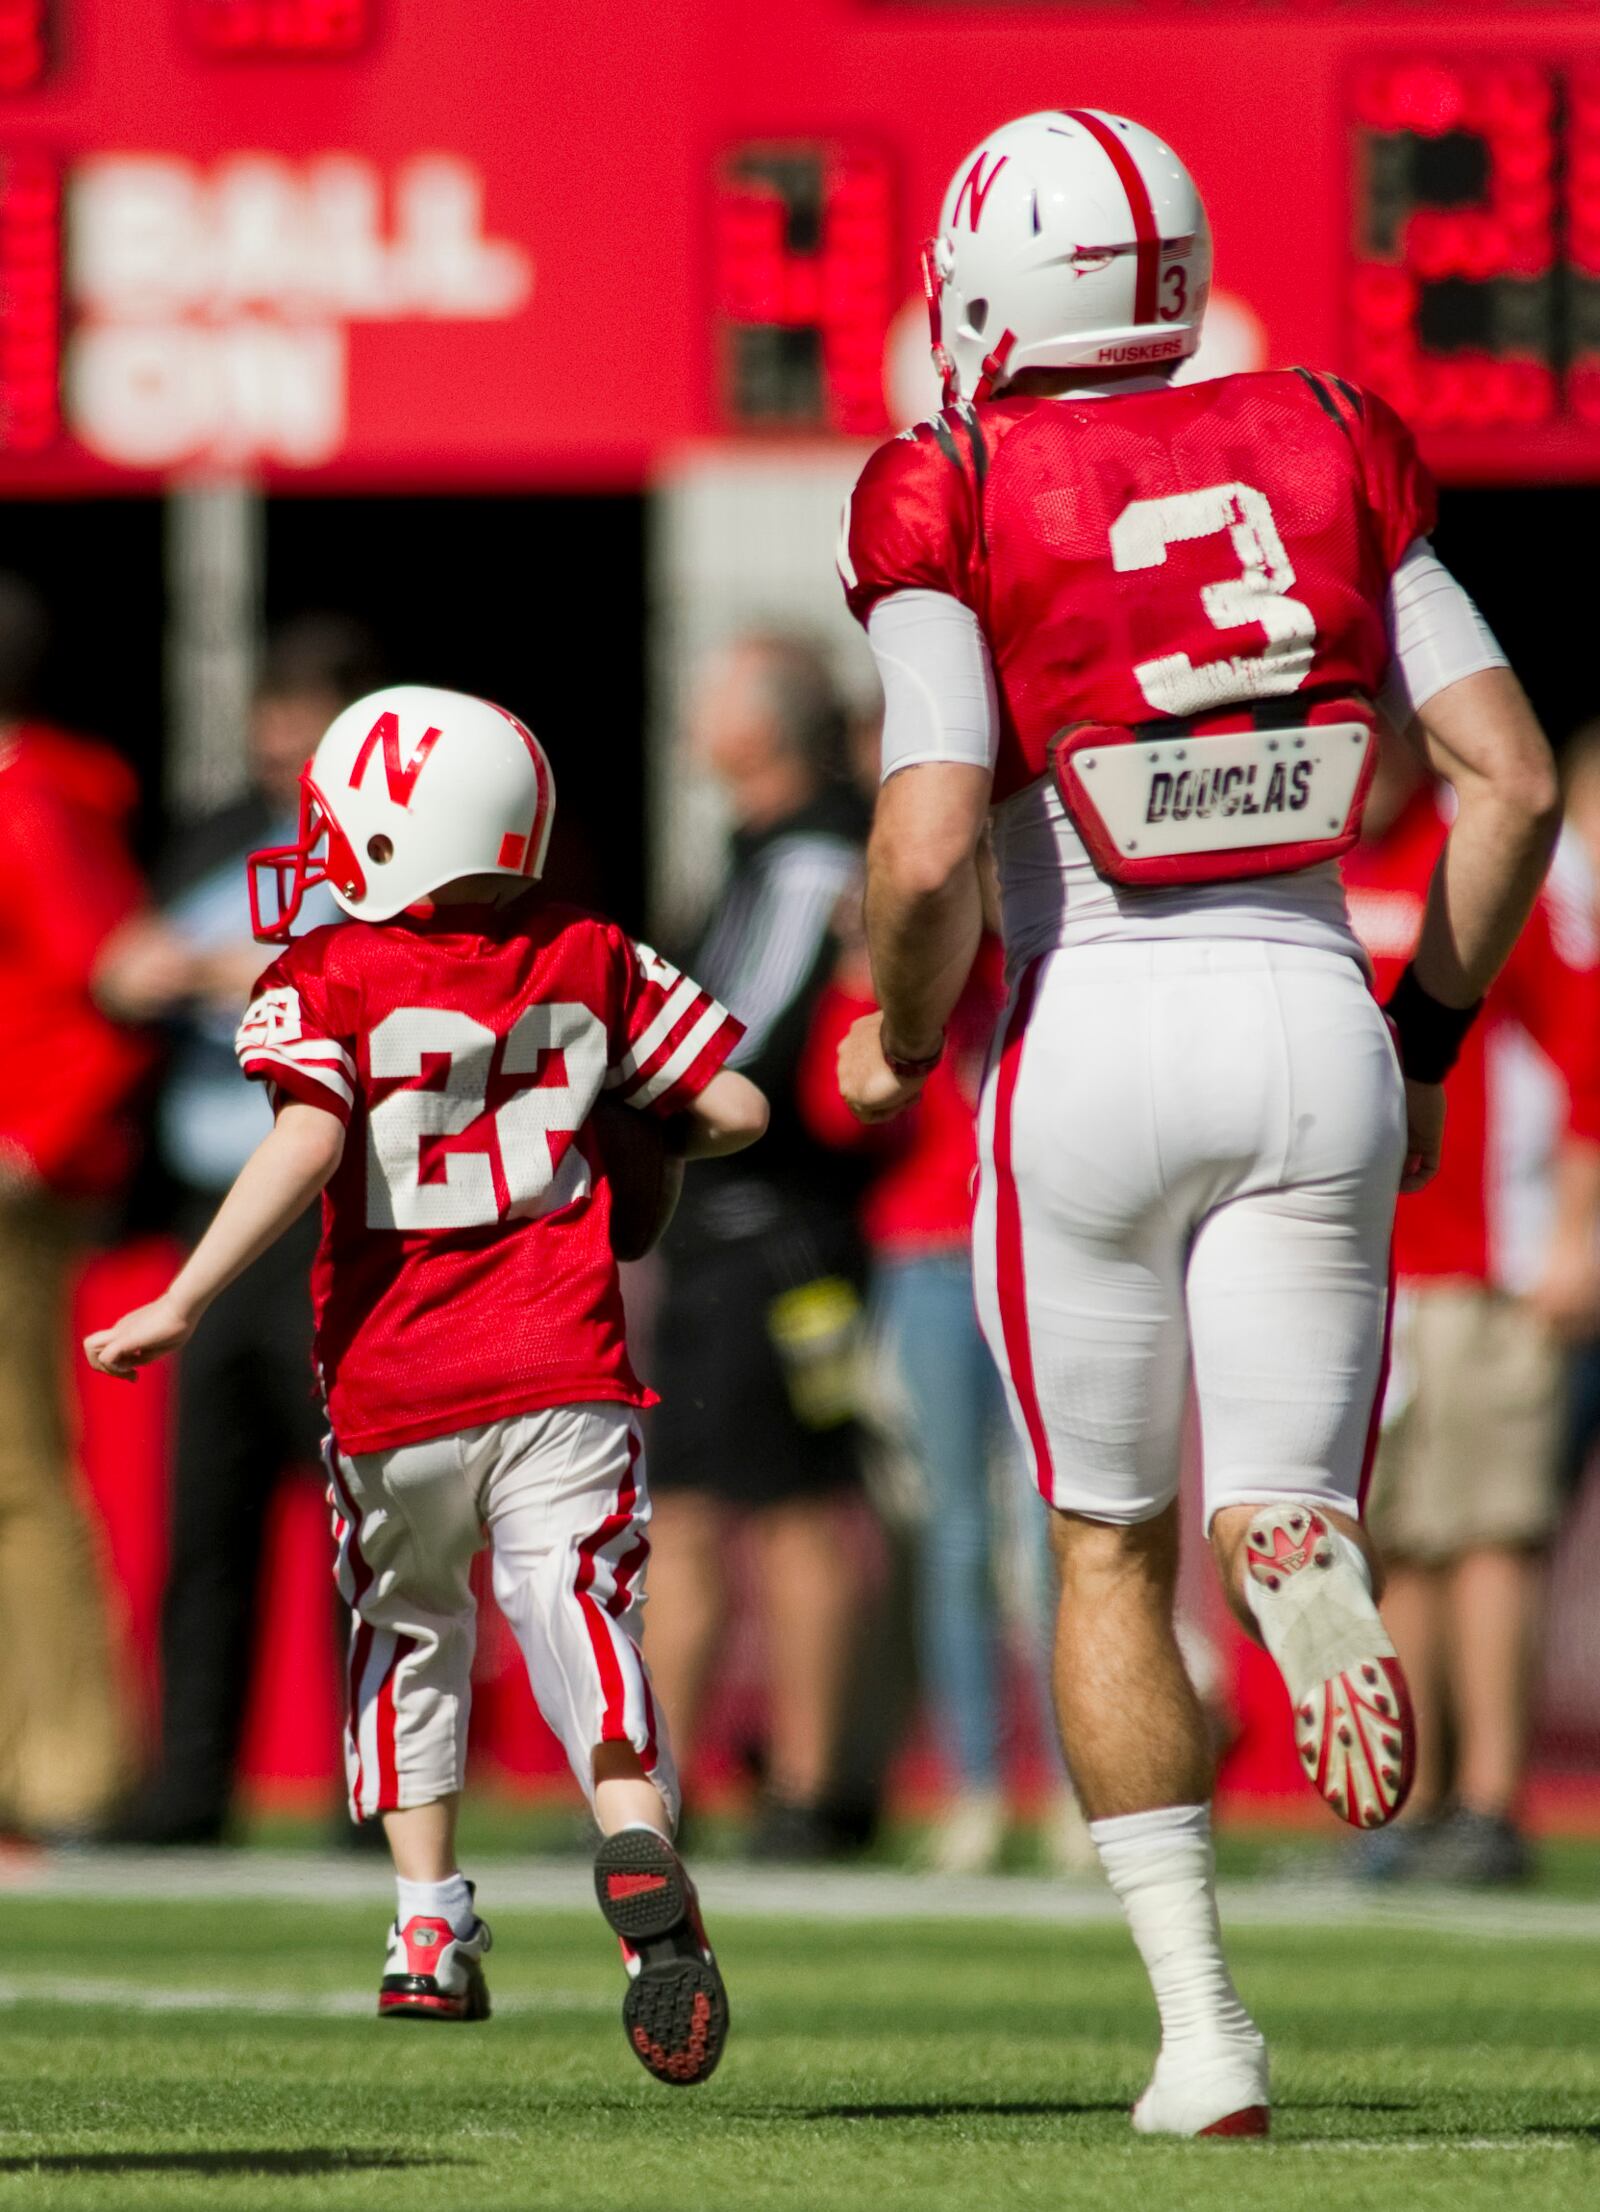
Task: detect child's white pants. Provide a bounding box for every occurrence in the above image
[327,1403,677,1828]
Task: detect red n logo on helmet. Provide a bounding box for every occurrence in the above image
[952,152,1008,232]
[349,712,443,808]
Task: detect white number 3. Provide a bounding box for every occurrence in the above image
[365,1003,607,1232]
[1110,481,1316,717]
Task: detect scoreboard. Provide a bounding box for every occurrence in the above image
[2,2,1600,486]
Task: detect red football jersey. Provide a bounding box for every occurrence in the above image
[236,896,743,1453]
[842,369,1436,803]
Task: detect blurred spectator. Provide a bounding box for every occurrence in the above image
[644,634,870,1859]
[1344,729,1600,1883]
[0,574,148,1837]
[1555,722,1600,1495]
[96,616,381,1845]
[802,926,1086,1872]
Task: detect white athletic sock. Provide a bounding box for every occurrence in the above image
[1089,1803,1260,2053]
[395,1872,476,1937]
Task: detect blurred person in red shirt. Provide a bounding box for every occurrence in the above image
[0,573,147,1837]
[802,925,1085,1871]
[1552,723,1600,1494]
[1344,729,1600,1882]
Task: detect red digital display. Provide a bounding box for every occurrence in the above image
[0,150,59,452]
[6,6,1600,489]
[1350,59,1578,432]
[0,0,50,92]
[1571,65,1600,425]
[714,143,896,437]
[185,0,372,56]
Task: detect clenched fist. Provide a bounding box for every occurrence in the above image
[837,1010,932,1125]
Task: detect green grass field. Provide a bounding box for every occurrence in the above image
[1,1869,1597,2212]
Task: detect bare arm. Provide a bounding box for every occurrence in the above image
[84,1102,345,1378]
[676,1069,769,1159]
[839,761,992,1123]
[1404,666,1561,1004]
[1390,667,1561,1190]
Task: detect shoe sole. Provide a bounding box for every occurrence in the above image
[1245,1505,1415,1830]
[594,1829,729,2087]
[377,1960,491,2023]
[1200,2105,1270,2138]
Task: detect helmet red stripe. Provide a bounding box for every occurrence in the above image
[1062,108,1160,327]
[493,703,554,876]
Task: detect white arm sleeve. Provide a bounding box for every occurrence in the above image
[1382,538,1508,726]
[867,589,999,783]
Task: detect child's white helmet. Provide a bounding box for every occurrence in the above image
[248,683,555,941]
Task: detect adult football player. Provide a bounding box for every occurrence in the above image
[87,685,767,2086]
[837,111,1559,2136]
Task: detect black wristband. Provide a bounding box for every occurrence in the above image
[1384,963,1483,1084]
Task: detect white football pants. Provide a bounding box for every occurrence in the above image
[973,940,1406,1528]
[326,1403,678,1827]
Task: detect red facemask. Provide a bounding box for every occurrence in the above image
[246,767,367,943]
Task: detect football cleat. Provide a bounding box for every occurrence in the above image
[378,1907,492,2023]
[1244,1504,1415,1830]
[594,1827,729,2087]
[1130,2034,1271,2139]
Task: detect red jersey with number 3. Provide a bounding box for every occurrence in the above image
[235,896,742,1452]
[842,368,1435,803]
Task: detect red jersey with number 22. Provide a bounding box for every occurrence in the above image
[236,897,742,1453]
[842,369,1436,802]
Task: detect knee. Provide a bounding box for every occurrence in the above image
[1049,1503,1178,1598]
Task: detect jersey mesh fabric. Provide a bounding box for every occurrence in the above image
[843,370,1435,804]
[236,897,742,1452]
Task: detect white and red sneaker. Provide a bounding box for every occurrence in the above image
[1131,2035,1271,2139]
[594,1828,729,2086]
[378,1908,492,2023]
[1243,1504,1415,1830]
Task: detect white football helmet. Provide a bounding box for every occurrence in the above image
[923,109,1211,403]
[248,683,555,942]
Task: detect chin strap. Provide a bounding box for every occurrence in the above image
[920,238,960,407]
[972,330,1017,404]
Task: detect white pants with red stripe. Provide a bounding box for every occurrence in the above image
[327,1403,676,1827]
[974,940,1406,1529]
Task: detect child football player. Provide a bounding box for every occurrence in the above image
[86,685,767,2087]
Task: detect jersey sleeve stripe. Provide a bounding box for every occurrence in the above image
[1292,365,1358,446]
[956,403,990,496]
[1062,108,1159,325]
[1329,373,1365,418]
[954,404,990,552]
[264,1034,359,1081]
[241,1048,355,1113]
[928,414,964,473]
[628,1002,739,1108]
[612,974,699,1084]
[609,984,728,1100]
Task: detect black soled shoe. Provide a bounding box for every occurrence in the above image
[593,1827,729,2086]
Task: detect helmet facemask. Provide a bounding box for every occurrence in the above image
[247,768,367,944]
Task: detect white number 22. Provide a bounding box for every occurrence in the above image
[366,1003,606,1232]
[1109,481,1316,718]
